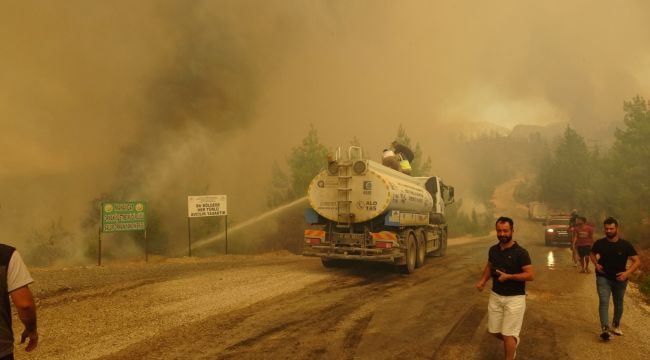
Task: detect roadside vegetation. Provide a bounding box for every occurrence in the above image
[515,96,650,245]
[639,249,650,300]
[515,95,650,298]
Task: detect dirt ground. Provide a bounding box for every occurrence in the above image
[13,180,650,359]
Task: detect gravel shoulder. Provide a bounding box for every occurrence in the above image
[18,254,333,360]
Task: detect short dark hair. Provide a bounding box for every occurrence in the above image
[495,216,514,229]
[578,216,587,222]
[603,217,618,227]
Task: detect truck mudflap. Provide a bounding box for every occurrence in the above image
[303,245,403,261]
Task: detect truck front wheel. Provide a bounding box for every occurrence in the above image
[432,228,447,257]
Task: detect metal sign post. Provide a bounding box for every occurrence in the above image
[187,218,192,257]
[225,215,228,255]
[98,227,102,266]
[144,228,148,263]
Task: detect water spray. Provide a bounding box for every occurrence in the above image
[191,196,308,251]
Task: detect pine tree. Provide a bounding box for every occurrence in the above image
[288,125,329,198]
[606,96,650,237]
[266,161,290,208]
[266,125,328,208]
[539,126,593,211]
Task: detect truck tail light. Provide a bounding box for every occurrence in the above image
[375,241,393,249]
[304,229,325,246]
[305,238,321,245]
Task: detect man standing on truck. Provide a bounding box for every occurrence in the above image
[391,141,414,175]
[381,149,401,172]
[475,217,534,360]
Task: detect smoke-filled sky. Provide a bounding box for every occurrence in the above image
[2,0,650,262]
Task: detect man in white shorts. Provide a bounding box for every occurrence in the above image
[476,217,534,360]
[0,244,38,359]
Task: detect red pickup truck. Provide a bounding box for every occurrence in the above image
[544,215,573,246]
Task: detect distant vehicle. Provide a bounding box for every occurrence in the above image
[543,214,573,246]
[302,146,455,274]
[528,202,548,221]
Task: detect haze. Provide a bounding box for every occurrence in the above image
[1,0,649,263]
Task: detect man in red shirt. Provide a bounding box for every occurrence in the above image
[572,216,594,273]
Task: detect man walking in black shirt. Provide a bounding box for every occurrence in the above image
[589,217,641,341]
[476,217,534,360]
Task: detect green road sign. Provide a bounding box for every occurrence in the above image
[101,201,147,232]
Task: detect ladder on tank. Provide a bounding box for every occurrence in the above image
[334,146,362,228]
[337,163,353,228]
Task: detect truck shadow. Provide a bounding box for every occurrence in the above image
[319,260,404,283]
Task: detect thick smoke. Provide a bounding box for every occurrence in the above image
[1,1,650,264]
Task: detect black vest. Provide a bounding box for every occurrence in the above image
[0,244,16,357]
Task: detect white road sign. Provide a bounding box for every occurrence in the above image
[187,195,227,218]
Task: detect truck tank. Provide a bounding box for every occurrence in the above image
[303,146,454,274]
[307,159,435,224]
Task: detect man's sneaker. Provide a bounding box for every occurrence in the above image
[600,326,610,341]
[611,325,623,336]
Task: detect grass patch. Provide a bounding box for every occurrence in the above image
[640,276,650,298]
[636,249,650,302]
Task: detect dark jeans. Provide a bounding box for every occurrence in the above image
[596,275,628,328]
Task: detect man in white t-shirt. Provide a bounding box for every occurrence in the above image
[0,244,38,360]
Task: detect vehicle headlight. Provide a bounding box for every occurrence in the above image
[546,229,554,233]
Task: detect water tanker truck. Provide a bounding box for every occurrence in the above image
[303,147,455,273]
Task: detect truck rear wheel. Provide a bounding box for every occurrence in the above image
[399,233,417,274]
[415,230,426,268]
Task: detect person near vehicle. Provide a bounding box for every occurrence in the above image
[589,217,641,341]
[390,141,414,175]
[569,210,578,227]
[391,141,414,162]
[573,216,594,273]
[475,217,534,360]
[382,147,411,175]
[569,210,580,267]
[0,244,38,359]
[381,149,401,172]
